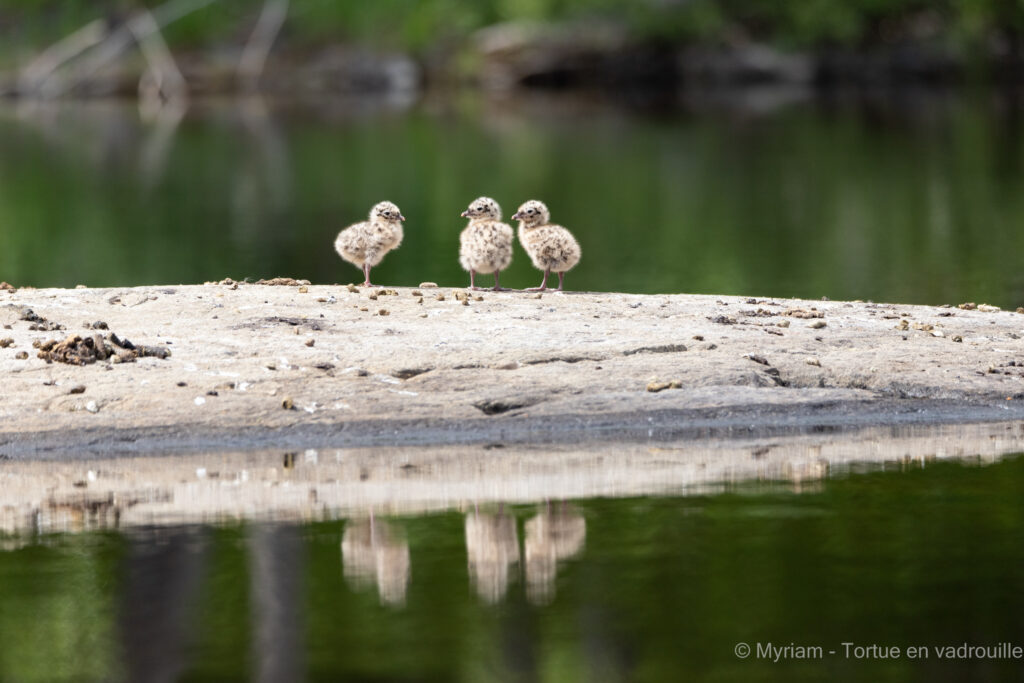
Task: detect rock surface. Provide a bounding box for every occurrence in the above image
[1,282,1024,458]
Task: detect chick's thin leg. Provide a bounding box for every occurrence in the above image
[527,269,550,292]
[362,263,373,287]
[470,269,481,291]
[557,272,565,291]
[492,270,510,292]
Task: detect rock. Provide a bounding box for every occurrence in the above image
[256,278,310,286]
[958,302,977,310]
[977,304,1001,313]
[809,320,827,329]
[69,386,86,395]
[646,381,672,392]
[419,282,438,288]
[783,308,824,319]
[282,397,295,410]
[305,339,315,347]
[14,351,28,360]
[86,401,98,413]
[0,338,13,348]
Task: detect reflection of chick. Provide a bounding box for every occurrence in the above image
[342,516,410,607]
[459,196,514,291]
[512,200,581,292]
[465,509,520,604]
[524,503,586,606]
[334,201,406,287]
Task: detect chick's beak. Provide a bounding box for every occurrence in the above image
[460,210,469,218]
[511,212,522,220]
[399,214,406,221]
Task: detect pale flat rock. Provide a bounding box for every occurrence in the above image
[1,283,1023,457]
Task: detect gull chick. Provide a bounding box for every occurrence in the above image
[512,200,580,292]
[334,201,405,287]
[459,196,514,291]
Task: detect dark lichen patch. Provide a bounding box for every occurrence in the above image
[35,333,170,365]
[623,344,687,356]
[473,397,543,415]
[523,354,605,365]
[392,367,432,380]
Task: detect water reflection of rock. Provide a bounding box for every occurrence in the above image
[341,516,410,607]
[524,503,586,606]
[465,507,520,604]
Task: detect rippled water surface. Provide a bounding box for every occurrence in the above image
[2,453,1024,681]
[1,92,1023,306]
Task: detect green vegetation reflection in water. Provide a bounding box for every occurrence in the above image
[0,94,1022,307]
[0,454,1023,681]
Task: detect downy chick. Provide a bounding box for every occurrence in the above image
[512,200,580,292]
[459,196,514,291]
[334,201,405,287]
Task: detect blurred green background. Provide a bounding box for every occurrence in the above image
[0,1,1022,305]
[2,93,1022,306]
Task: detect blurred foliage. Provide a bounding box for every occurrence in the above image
[1,0,1024,58]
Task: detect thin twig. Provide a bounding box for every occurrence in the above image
[21,0,218,98]
[237,0,289,91]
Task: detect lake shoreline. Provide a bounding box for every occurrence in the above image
[2,281,1024,460]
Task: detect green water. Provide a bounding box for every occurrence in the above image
[1,455,1024,681]
[1,93,1023,306]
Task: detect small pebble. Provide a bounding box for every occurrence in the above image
[809,320,827,329]
[378,309,390,316]
[69,385,86,395]
[346,284,359,293]
[298,286,308,293]
[305,339,315,347]
[435,294,445,301]
[14,351,27,360]
[368,293,378,300]
[282,397,294,410]
[419,282,438,288]
[0,338,13,348]
[86,401,98,413]
[806,358,821,367]
[411,290,423,296]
